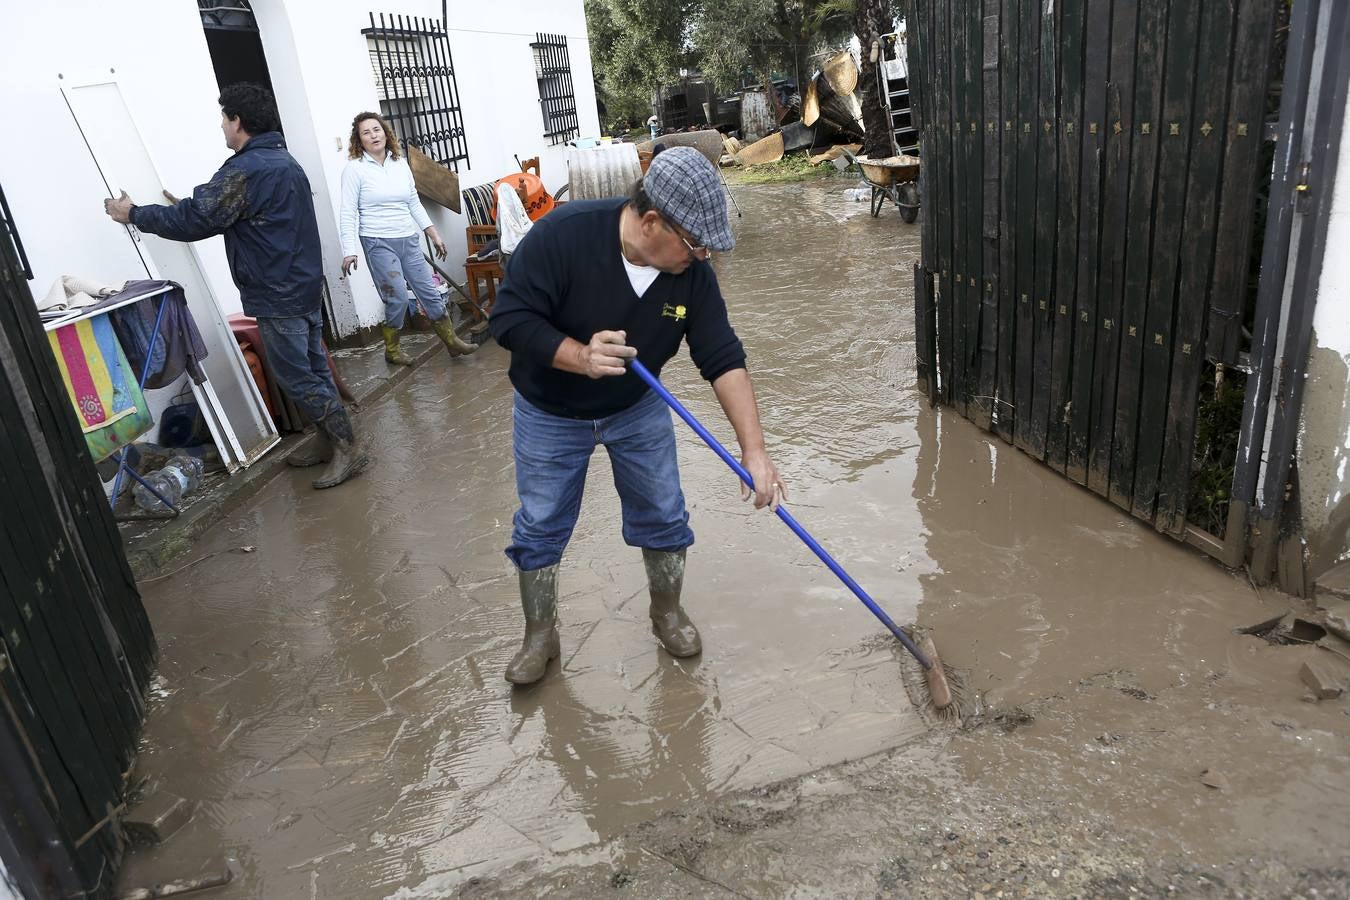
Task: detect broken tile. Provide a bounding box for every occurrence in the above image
[124,791,195,845]
[1299,661,1345,700]
[1199,769,1229,790]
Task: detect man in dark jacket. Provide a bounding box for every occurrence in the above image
[104,83,365,489]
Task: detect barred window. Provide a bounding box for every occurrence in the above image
[531,33,579,146]
[0,181,32,280]
[363,13,470,170]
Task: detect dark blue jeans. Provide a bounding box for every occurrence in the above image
[507,390,695,572]
[256,310,342,428]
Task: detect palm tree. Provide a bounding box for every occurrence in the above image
[853,0,895,158]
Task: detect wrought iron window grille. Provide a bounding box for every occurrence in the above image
[362,12,470,171]
[0,181,33,280]
[531,33,579,145]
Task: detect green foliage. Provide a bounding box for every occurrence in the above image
[1187,366,1247,537]
[585,0,695,126]
[692,0,779,92]
[585,0,900,128]
[727,152,845,184]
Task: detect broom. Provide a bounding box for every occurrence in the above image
[629,359,962,713]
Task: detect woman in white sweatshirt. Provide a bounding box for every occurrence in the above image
[339,112,475,364]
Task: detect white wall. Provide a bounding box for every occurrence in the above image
[1,0,600,341]
[1299,90,1350,577]
[0,0,247,434]
[251,0,600,335]
[1,0,241,315]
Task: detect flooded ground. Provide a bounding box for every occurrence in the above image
[117,181,1350,898]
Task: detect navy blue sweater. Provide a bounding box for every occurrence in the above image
[131,132,323,318]
[489,199,746,419]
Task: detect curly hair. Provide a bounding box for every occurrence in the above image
[347,112,402,160]
[218,83,282,136]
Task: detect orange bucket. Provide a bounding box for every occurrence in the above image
[493,172,554,222]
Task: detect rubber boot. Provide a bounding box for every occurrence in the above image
[643,548,701,657]
[382,323,413,366]
[431,314,478,357]
[505,564,561,685]
[311,408,369,490]
[285,428,331,468]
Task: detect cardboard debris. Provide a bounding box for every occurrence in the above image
[810,144,862,166]
[736,131,785,167]
[407,143,461,213]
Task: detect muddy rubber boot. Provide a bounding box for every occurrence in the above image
[505,564,561,685]
[311,409,370,490]
[382,323,413,366]
[431,314,478,357]
[643,548,701,657]
[285,429,332,468]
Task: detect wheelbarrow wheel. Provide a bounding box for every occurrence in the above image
[897,181,921,224]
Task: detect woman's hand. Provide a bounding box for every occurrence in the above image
[341,255,358,276]
[426,227,447,261]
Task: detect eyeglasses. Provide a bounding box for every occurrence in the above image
[661,217,709,261]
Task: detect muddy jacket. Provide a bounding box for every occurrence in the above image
[130,132,323,319]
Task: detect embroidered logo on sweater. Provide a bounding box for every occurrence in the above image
[661,303,687,322]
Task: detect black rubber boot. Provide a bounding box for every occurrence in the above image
[506,564,561,684]
[643,548,701,657]
[285,429,332,468]
[311,408,369,490]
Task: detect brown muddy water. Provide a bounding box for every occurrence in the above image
[118,182,1350,898]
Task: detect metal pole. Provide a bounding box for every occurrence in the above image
[110,293,174,510]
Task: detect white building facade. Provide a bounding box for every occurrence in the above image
[1,0,599,341]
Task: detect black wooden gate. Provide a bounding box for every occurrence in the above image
[0,220,156,893]
[904,0,1281,558]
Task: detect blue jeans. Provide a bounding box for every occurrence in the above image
[507,390,694,571]
[359,234,447,328]
[256,310,342,427]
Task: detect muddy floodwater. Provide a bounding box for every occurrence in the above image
[119,182,1350,898]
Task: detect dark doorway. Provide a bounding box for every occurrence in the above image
[199,1,276,98]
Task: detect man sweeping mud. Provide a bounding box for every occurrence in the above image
[489,147,785,685]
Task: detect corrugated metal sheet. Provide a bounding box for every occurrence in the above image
[739,89,775,143]
[566,144,642,200]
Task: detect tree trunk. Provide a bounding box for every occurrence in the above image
[855,0,893,159]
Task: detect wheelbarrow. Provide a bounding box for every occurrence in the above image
[843,149,921,222]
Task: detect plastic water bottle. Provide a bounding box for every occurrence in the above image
[133,456,204,511]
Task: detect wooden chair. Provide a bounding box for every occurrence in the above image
[459,183,504,324]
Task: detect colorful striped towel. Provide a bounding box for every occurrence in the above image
[48,315,140,434]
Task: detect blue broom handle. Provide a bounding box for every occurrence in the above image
[629,359,931,669]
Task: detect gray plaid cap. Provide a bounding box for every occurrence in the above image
[642,146,735,252]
